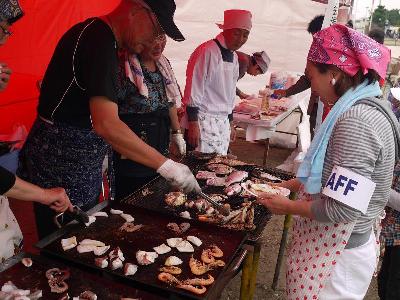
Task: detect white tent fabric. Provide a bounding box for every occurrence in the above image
[164,0,327,98]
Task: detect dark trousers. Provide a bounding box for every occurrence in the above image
[378,245,400,300]
[115,173,157,201]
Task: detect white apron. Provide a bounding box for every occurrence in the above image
[0,195,23,262]
[196,55,235,155]
[286,185,356,300]
[197,111,231,155]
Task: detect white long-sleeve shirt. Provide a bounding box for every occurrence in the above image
[183,33,239,120]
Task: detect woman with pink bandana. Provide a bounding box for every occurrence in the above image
[258,24,399,299]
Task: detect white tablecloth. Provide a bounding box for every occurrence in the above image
[233,89,311,142]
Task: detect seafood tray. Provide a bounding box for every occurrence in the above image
[36,202,247,300]
[0,252,162,299]
[122,152,294,242]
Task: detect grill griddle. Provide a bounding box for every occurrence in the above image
[121,154,294,242]
[37,203,247,300]
[0,252,164,299]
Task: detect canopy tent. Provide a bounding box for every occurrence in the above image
[0,0,328,134]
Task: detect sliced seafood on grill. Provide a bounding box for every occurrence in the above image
[252,169,282,182]
[21,257,33,267]
[165,191,187,207]
[166,237,183,248]
[183,274,215,286]
[93,245,110,256]
[110,258,123,270]
[136,251,158,265]
[206,176,226,187]
[176,240,195,253]
[206,163,233,175]
[1,281,41,298]
[61,236,77,251]
[224,183,242,196]
[184,200,195,208]
[153,243,172,255]
[119,222,144,233]
[195,170,217,180]
[208,155,248,166]
[80,239,105,247]
[249,182,290,196]
[179,211,191,219]
[75,291,97,300]
[159,266,182,275]
[164,256,183,266]
[167,222,191,234]
[186,235,202,247]
[225,170,248,186]
[94,256,108,268]
[77,244,96,254]
[46,268,70,294]
[110,208,123,215]
[109,247,125,262]
[91,211,108,217]
[84,215,96,227]
[120,213,135,223]
[124,263,138,276]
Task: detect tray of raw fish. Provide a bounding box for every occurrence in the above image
[122,152,294,236]
[36,203,247,300]
[0,252,163,300]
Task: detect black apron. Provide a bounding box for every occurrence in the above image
[114,108,170,177]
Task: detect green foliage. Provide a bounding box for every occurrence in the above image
[387,9,400,26]
[372,5,400,28]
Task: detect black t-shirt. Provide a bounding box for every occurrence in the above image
[0,166,16,195]
[38,18,119,128]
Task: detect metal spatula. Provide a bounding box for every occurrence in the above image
[197,191,230,216]
[53,205,90,228]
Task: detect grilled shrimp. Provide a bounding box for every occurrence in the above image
[182,274,214,286]
[158,272,181,285]
[189,256,208,275]
[210,245,223,258]
[201,249,215,264]
[159,266,182,275]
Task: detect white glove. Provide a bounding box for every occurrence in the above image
[157,159,201,193]
[171,133,186,155]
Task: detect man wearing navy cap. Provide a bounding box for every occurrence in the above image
[18,0,200,238]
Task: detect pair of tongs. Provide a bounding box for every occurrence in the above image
[53,205,90,228]
[197,190,230,216]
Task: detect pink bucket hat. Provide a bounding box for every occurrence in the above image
[216,9,252,32]
[307,24,391,80]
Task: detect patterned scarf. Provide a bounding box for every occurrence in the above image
[0,0,23,22]
[308,24,390,80]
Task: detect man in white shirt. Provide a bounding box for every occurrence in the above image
[182,9,252,154]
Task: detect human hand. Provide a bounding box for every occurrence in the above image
[0,63,12,92]
[157,159,201,193]
[171,133,186,156]
[256,192,292,215]
[42,187,73,213]
[187,121,200,148]
[272,89,286,99]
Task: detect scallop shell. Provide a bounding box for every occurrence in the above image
[164,256,183,266]
[120,213,135,223]
[61,236,77,251]
[166,238,183,248]
[153,243,172,255]
[186,236,202,247]
[110,209,123,215]
[176,240,194,253]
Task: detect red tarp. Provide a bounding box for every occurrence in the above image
[0,0,119,134]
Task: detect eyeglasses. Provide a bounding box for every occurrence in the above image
[0,25,12,36]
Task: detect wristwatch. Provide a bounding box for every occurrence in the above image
[171,129,182,134]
